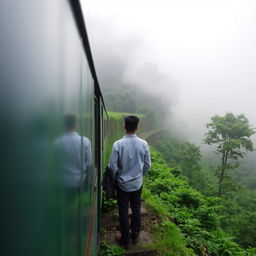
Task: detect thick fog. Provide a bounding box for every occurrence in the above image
[82,0,256,144]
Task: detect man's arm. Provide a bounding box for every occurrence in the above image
[143,144,151,176]
[84,138,92,168]
[108,143,119,179]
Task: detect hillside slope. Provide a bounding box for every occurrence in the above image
[101,112,256,256]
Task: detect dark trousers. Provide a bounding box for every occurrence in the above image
[116,184,142,242]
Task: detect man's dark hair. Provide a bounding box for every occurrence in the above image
[125,115,139,132]
[64,114,77,130]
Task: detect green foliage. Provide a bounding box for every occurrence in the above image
[233,152,256,190]
[102,195,117,213]
[204,113,254,154]
[154,136,218,196]
[104,87,172,128]
[207,231,245,256]
[99,240,125,256]
[150,220,195,256]
[137,104,157,128]
[145,147,253,255]
[104,111,256,253]
[239,172,256,190]
[219,187,256,248]
[105,89,138,113]
[246,248,256,256]
[152,132,256,250]
[155,137,201,177]
[142,186,171,218]
[204,112,255,196]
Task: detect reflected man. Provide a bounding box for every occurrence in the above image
[54,114,91,252]
[55,114,91,192]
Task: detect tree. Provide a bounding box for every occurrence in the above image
[204,113,255,196]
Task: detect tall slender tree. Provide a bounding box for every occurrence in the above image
[204,113,255,196]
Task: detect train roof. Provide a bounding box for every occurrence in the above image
[70,0,107,112]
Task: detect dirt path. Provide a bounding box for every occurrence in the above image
[101,200,159,255]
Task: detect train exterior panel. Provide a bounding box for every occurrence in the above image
[0,1,106,256]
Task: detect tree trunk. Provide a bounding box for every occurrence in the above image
[218,168,225,196]
[218,150,228,197]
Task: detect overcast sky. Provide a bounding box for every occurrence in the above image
[82,0,256,143]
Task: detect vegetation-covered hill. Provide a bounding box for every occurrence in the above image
[103,111,256,255]
[153,134,256,253]
[145,146,256,255]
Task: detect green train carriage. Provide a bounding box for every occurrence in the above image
[0,1,107,255]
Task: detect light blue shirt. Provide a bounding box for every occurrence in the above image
[108,134,151,192]
[54,132,92,188]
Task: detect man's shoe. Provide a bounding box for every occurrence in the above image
[115,233,130,249]
[131,234,139,244]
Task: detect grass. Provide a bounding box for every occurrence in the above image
[150,221,195,256]
[142,185,171,219]
[99,240,125,256]
[142,186,195,256]
[141,147,199,256]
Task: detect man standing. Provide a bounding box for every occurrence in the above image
[108,115,151,247]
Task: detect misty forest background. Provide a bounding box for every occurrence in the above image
[95,43,256,255]
[85,2,256,254]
